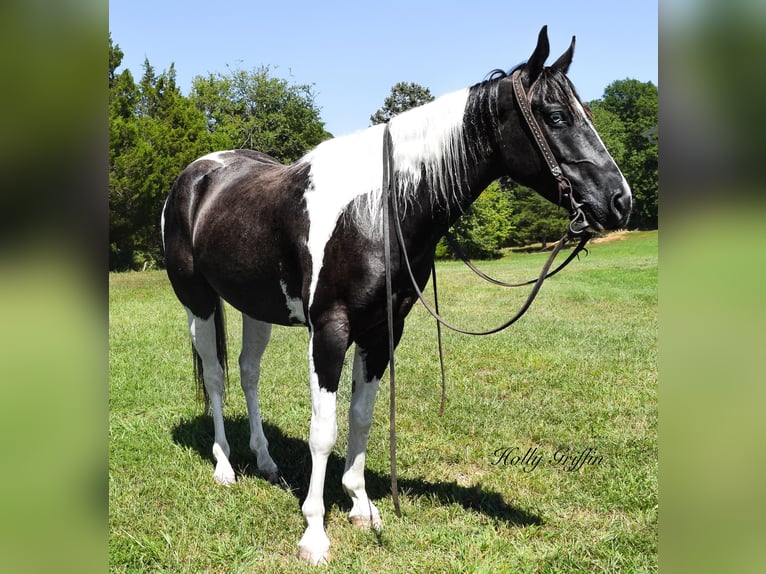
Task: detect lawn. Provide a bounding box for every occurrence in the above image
[109,230,657,573]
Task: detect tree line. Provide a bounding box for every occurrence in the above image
[109,37,657,270]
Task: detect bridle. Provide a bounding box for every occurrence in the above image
[381,68,592,517]
[510,69,590,236]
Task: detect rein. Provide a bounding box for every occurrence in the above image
[381,70,592,517]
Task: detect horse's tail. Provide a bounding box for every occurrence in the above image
[192,298,228,412]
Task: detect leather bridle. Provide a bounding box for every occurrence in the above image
[510,69,590,236]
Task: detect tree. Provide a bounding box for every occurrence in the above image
[109,40,215,270]
[191,66,331,163]
[435,181,515,259]
[370,82,434,125]
[589,104,628,169]
[504,182,569,248]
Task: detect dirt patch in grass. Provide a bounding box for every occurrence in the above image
[589,230,634,244]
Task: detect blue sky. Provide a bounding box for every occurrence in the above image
[109,0,657,137]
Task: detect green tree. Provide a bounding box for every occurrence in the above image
[505,182,569,248]
[370,82,434,125]
[191,66,331,163]
[435,181,514,259]
[592,79,658,229]
[109,40,214,270]
[589,104,628,169]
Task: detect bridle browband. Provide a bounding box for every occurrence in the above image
[381,68,592,517]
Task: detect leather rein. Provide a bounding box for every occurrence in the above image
[382,69,592,517]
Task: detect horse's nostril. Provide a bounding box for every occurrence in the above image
[610,188,632,223]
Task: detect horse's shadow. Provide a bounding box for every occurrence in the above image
[172,415,541,527]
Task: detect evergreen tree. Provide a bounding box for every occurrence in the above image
[108,42,331,270]
[370,82,434,125]
[109,40,214,270]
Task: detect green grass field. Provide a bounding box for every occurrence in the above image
[109,230,657,573]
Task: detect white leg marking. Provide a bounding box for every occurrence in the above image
[240,316,280,483]
[186,308,235,486]
[297,332,337,565]
[342,346,382,529]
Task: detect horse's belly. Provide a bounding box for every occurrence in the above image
[206,271,307,327]
[196,234,308,327]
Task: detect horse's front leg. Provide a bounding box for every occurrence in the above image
[342,345,383,529]
[297,314,349,565]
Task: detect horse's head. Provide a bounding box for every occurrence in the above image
[496,26,632,232]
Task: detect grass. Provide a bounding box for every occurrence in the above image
[109,230,657,573]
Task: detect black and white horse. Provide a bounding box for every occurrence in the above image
[162,27,631,565]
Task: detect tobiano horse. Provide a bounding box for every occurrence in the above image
[161,26,631,565]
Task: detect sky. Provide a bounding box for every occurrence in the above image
[109,0,657,137]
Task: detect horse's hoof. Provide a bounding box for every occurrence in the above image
[261,470,281,485]
[349,514,383,531]
[214,470,236,486]
[298,546,330,566]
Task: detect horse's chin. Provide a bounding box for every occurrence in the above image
[567,204,600,238]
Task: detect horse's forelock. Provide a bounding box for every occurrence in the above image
[532,69,590,121]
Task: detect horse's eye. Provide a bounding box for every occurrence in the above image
[547,111,565,125]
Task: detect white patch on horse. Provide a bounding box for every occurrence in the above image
[388,88,471,213]
[342,347,382,528]
[298,331,338,564]
[301,124,387,307]
[185,307,236,486]
[160,198,168,251]
[346,88,471,232]
[300,88,470,307]
[194,150,231,165]
[572,99,631,192]
[280,280,306,324]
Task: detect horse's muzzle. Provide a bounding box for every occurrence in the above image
[608,187,632,229]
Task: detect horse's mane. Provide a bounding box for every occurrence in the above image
[297,62,592,241]
[336,76,506,237]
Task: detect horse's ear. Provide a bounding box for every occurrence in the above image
[551,36,576,74]
[526,26,550,81]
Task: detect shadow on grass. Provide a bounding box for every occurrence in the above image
[172,414,541,527]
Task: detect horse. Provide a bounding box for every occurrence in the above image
[161,26,632,565]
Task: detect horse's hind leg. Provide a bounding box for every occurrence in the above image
[186,307,236,486]
[240,315,279,483]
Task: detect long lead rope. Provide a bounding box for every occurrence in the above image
[381,67,595,511]
[431,263,447,417]
[381,125,401,518]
